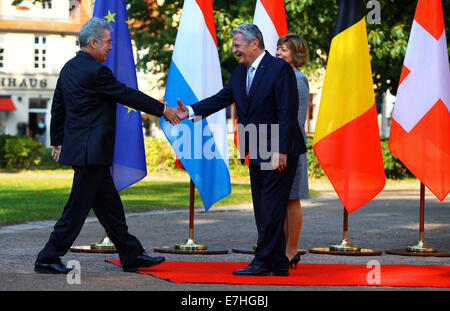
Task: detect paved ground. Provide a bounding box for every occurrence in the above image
[0,179,449,296]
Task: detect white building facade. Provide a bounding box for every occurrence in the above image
[0,0,91,146]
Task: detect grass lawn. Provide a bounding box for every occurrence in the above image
[0,171,320,225]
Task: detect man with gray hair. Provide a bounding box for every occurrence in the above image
[34,18,179,274]
[175,23,305,276]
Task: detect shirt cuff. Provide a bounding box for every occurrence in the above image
[187,105,195,120]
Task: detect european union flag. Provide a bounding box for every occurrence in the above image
[93,0,147,191]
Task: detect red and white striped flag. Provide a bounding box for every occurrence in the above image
[389,0,449,201]
[253,0,288,55]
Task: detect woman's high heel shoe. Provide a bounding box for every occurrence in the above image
[288,253,301,269]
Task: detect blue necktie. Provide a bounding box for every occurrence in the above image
[246,66,255,95]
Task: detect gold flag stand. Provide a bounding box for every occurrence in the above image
[70,232,117,254]
[232,245,307,256]
[385,182,450,257]
[309,207,382,256]
[90,232,116,250]
[154,178,228,255]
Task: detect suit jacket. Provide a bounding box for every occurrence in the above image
[50,50,164,167]
[192,51,305,165]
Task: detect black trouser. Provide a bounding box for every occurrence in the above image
[36,165,144,268]
[249,155,299,271]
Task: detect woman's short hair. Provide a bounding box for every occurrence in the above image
[231,23,265,49]
[277,34,309,68]
[78,17,112,47]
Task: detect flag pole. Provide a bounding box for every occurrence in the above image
[329,207,361,251]
[174,179,208,250]
[405,182,437,253]
[385,181,450,256]
[309,206,381,256]
[153,172,228,255]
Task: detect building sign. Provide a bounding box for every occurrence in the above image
[0,76,51,89]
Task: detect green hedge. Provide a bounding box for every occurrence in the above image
[143,136,412,180]
[145,137,177,172]
[306,137,326,179]
[26,136,412,180]
[304,136,412,180]
[380,137,413,179]
[0,135,44,170]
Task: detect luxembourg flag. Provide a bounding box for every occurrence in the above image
[389,0,449,201]
[160,0,231,211]
[253,0,288,55]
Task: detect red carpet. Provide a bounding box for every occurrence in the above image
[106,260,450,287]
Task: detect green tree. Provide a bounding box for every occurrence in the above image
[126,0,450,96]
[14,0,449,95]
[126,0,255,85]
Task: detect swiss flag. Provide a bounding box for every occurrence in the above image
[389,0,450,201]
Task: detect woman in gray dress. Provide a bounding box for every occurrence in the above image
[276,34,309,269]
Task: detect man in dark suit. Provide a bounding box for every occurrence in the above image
[34,18,180,274]
[175,23,305,276]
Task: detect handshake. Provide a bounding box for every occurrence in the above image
[162,99,189,125]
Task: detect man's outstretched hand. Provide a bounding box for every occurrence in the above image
[163,103,181,125]
[173,98,189,121]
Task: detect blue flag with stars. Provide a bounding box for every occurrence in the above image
[93,0,147,191]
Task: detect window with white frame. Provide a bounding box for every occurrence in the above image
[42,0,52,9]
[34,36,47,70]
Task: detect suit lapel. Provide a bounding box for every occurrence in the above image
[237,52,272,117]
[248,52,271,98]
[240,65,247,102]
[238,65,249,116]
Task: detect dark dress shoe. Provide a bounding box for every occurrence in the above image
[123,254,165,272]
[233,264,272,276]
[34,262,73,274]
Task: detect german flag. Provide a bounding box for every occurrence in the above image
[313,0,385,213]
